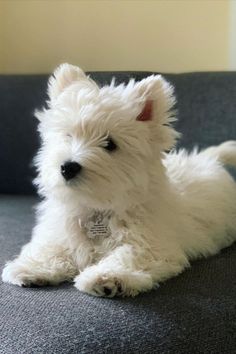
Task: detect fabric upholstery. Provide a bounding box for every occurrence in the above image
[0,195,236,354]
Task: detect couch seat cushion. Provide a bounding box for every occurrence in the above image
[0,195,236,353]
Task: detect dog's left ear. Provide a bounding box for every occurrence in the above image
[47,63,87,105]
[134,75,175,125]
[132,75,179,150]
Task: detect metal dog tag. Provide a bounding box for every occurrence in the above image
[81,210,112,239]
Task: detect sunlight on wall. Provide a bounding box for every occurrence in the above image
[0,0,232,74]
[229,0,236,70]
[0,2,4,70]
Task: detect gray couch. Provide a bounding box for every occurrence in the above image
[0,72,236,354]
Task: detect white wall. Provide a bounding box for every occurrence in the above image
[0,0,233,74]
[229,0,236,70]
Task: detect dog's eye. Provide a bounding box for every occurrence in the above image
[104,137,117,152]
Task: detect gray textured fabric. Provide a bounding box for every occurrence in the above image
[1,72,236,194]
[0,196,236,354]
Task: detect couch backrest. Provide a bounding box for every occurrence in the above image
[0,71,236,195]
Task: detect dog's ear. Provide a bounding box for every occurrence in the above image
[134,75,175,125]
[47,63,86,105]
[133,75,179,150]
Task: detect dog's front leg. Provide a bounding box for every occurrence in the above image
[2,237,78,287]
[74,244,154,297]
[2,208,78,287]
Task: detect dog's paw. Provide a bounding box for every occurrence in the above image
[74,274,122,298]
[2,261,49,287]
[74,266,153,297]
[74,270,125,298]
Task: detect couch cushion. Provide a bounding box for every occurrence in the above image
[0,195,236,354]
[1,72,236,194]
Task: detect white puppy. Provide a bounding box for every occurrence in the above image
[2,64,236,297]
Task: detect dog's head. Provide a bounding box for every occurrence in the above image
[35,64,178,210]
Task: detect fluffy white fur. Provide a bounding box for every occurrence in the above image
[2,63,236,297]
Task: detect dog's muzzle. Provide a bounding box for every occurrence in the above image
[61,161,82,181]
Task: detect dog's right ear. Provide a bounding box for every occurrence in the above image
[47,63,86,106]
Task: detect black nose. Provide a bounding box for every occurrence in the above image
[61,161,82,181]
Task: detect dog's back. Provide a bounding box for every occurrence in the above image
[163,141,236,258]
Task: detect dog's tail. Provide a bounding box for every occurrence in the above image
[201,141,236,167]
